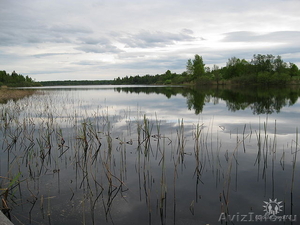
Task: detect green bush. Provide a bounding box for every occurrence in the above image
[256,72,290,85]
[272,72,290,85]
[164,79,172,85]
[195,75,213,86]
[257,72,271,84]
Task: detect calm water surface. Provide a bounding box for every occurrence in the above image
[0,85,299,225]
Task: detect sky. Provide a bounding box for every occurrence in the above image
[1,0,300,81]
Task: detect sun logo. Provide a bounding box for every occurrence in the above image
[263,199,283,216]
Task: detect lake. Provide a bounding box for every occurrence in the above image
[0,85,299,225]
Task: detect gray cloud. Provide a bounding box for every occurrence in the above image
[181,29,194,35]
[0,0,300,80]
[110,56,188,74]
[0,24,76,46]
[119,30,197,48]
[222,31,300,44]
[78,37,111,45]
[48,24,93,34]
[75,44,122,53]
[72,60,108,66]
[31,53,77,58]
[0,32,16,46]
[74,35,124,54]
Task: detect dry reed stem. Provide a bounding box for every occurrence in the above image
[0,88,36,103]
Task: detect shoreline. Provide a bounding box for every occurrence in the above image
[0,87,36,103]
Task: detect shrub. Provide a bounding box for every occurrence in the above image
[257,72,271,84]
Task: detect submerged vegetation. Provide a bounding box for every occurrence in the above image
[1,53,300,224]
[0,87,299,224]
[0,88,37,104]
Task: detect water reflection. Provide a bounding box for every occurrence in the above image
[0,85,299,225]
[115,86,300,115]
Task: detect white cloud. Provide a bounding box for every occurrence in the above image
[0,0,299,80]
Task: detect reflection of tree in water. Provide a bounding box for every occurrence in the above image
[226,97,286,114]
[114,86,300,115]
[114,86,187,99]
[222,87,300,114]
[186,91,206,114]
[250,97,287,114]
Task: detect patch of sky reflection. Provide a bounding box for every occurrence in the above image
[2,85,299,224]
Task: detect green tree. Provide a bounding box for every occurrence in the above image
[274,55,287,73]
[165,70,172,80]
[186,54,205,80]
[193,54,205,79]
[212,64,222,84]
[251,54,275,73]
[289,63,299,77]
[186,59,194,75]
[224,57,249,79]
[0,70,38,87]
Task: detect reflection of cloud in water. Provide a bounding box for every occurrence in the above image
[2,86,300,224]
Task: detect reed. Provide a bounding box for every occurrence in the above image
[291,127,298,216]
[158,136,167,224]
[221,128,248,218]
[176,119,185,164]
[0,172,22,219]
[0,89,299,225]
[193,123,204,202]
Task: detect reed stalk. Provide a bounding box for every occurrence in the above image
[291,127,298,216]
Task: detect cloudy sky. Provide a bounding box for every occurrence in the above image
[1,0,300,81]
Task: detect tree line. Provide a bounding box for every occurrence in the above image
[112,54,300,85]
[0,70,40,87]
[39,80,112,86]
[3,54,299,87]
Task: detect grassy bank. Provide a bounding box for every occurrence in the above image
[0,87,36,103]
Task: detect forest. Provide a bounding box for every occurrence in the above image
[112,54,300,86]
[2,54,300,87]
[39,80,112,86]
[0,70,40,87]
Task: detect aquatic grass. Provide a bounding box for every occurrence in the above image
[176,119,185,164]
[290,127,298,216]
[140,114,153,157]
[205,118,215,172]
[221,128,250,218]
[271,120,277,199]
[172,156,177,225]
[192,122,204,203]
[158,143,167,225]
[0,172,22,217]
[0,88,299,224]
